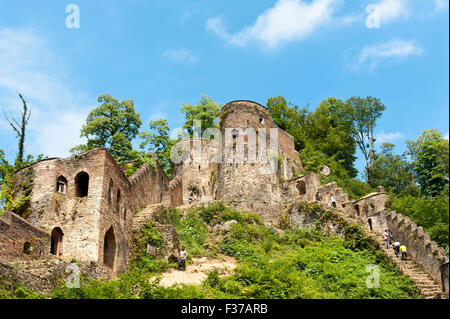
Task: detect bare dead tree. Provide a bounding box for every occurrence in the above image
[2,93,31,166]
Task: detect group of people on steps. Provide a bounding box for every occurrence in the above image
[315,191,409,261]
[315,191,336,208]
[383,229,408,260]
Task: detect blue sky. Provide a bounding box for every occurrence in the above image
[0,0,448,177]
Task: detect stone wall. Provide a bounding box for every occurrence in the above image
[351,190,389,219]
[0,259,112,295]
[284,173,321,203]
[6,148,170,274]
[129,158,170,210]
[171,138,217,204]
[10,149,108,264]
[0,211,50,261]
[169,176,183,207]
[367,210,449,290]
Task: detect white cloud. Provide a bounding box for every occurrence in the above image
[371,0,410,25]
[444,132,449,140]
[351,38,423,69]
[0,27,92,158]
[206,0,340,49]
[375,131,404,145]
[434,0,449,11]
[162,47,197,63]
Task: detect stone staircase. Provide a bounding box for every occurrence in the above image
[370,232,442,299]
[132,203,169,233]
[314,202,443,299]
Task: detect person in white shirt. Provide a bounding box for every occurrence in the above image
[382,230,390,249]
[330,195,336,208]
[178,246,188,271]
[393,241,401,258]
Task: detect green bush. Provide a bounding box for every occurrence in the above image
[176,211,209,256]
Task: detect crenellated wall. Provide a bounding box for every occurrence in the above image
[128,159,169,211]
[169,176,183,207]
[367,210,449,293]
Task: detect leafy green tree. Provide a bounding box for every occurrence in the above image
[71,94,142,164]
[181,95,221,136]
[346,96,386,185]
[266,96,308,151]
[139,119,177,177]
[410,129,449,197]
[305,97,357,177]
[371,143,411,194]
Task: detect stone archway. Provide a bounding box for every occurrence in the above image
[103,226,116,269]
[354,204,360,216]
[75,171,89,197]
[50,227,64,256]
[296,180,306,195]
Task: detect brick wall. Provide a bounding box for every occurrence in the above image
[0,211,50,261]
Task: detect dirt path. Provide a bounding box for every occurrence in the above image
[153,255,237,287]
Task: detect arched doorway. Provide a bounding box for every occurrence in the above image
[75,172,89,197]
[354,204,360,216]
[296,180,306,195]
[103,227,116,269]
[23,241,32,255]
[50,227,64,256]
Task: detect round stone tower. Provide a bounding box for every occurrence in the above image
[215,100,301,221]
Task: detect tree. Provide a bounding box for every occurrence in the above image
[3,93,31,167]
[305,97,358,177]
[139,119,177,176]
[410,129,449,197]
[181,94,221,136]
[266,96,308,151]
[71,94,142,164]
[346,96,386,185]
[371,143,411,194]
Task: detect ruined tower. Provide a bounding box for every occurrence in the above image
[215,100,302,220]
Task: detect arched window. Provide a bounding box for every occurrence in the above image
[23,241,32,255]
[103,227,116,269]
[296,180,306,195]
[115,189,121,213]
[231,129,239,139]
[75,172,89,197]
[259,115,264,124]
[108,179,114,204]
[56,176,68,194]
[368,218,373,231]
[50,227,64,256]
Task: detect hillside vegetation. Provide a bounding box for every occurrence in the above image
[1,202,421,299]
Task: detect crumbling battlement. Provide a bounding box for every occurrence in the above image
[129,159,169,210]
[367,210,449,295]
[169,176,183,207]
